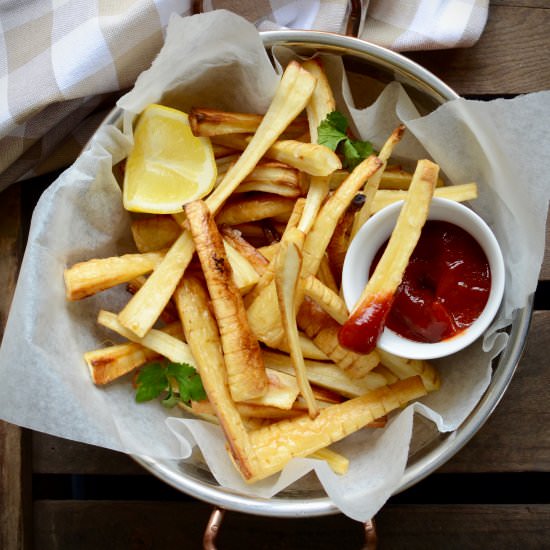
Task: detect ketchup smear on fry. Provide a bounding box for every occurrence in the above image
[339,221,491,353]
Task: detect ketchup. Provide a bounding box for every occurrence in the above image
[340,221,491,352]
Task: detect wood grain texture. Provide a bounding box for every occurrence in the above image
[32,501,550,549]
[32,433,144,475]
[376,504,550,550]
[32,500,364,550]
[441,311,550,472]
[408,6,550,95]
[0,184,30,550]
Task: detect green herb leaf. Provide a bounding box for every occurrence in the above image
[135,361,206,407]
[167,362,206,404]
[317,111,375,170]
[135,363,168,402]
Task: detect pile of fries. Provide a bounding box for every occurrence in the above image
[64,59,477,483]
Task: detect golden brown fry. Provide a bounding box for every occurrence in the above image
[298,176,330,234]
[184,200,268,402]
[126,275,179,323]
[377,349,440,392]
[84,322,183,384]
[190,399,303,420]
[97,310,195,366]
[303,57,336,143]
[232,161,302,198]
[176,275,259,479]
[340,159,438,354]
[326,210,354,288]
[216,194,296,226]
[118,230,195,337]
[275,228,318,418]
[131,215,180,253]
[189,107,308,138]
[245,376,427,482]
[220,226,270,276]
[351,125,405,240]
[262,350,387,397]
[266,140,341,176]
[379,165,446,190]
[297,298,380,378]
[302,155,382,278]
[301,275,348,325]
[317,254,339,294]
[309,447,349,475]
[64,251,165,301]
[371,183,478,213]
[245,369,299,410]
[212,134,342,177]
[206,61,316,215]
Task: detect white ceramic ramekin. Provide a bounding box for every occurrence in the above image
[342,197,505,360]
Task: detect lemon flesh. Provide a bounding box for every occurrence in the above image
[123,104,217,214]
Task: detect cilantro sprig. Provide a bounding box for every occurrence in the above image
[317,111,375,170]
[135,361,206,408]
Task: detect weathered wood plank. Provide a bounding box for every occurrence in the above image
[408,6,550,95]
[376,504,550,550]
[442,310,550,472]
[0,184,30,550]
[32,434,144,476]
[33,501,550,549]
[31,500,359,549]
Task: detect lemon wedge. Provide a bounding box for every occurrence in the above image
[123,104,217,214]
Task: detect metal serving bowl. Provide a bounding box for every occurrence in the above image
[129,30,532,518]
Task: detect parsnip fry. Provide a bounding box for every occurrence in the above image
[302,155,382,278]
[185,200,268,402]
[262,350,387,397]
[216,194,296,226]
[189,108,308,138]
[206,61,316,215]
[245,369,299,410]
[302,275,348,325]
[351,125,405,240]
[84,322,183,384]
[303,58,336,143]
[212,134,342,176]
[309,447,349,475]
[220,227,270,276]
[118,230,195,337]
[340,159,438,354]
[298,176,329,234]
[378,349,440,392]
[245,376,427,482]
[64,251,165,300]
[372,183,478,213]
[297,298,380,378]
[175,276,259,479]
[97,310,195,367]
[190,400,303,420]
[275,228,318,418]
[222,239,260,294]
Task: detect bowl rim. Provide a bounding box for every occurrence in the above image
[126,30,532,518]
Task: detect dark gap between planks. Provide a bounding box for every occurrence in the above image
[32,472,550,504]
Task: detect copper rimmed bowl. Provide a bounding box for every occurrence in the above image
[127,30,532,518]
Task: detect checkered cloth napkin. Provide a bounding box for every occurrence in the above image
[0,0,488,191]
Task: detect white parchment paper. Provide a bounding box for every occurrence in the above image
[0,11,549,521]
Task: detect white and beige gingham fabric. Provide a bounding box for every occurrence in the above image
[0,0,489,192]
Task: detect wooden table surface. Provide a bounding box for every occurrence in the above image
[1,2,549,548]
